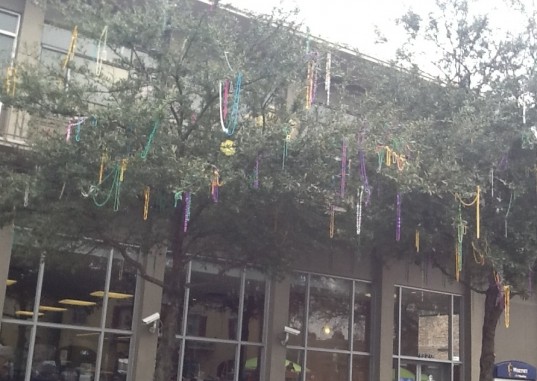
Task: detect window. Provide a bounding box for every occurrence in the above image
[286,272,372,381]
[1,240,137,381]
[0,9,19,70]
[174,261,268,381]
[393,287,462,381]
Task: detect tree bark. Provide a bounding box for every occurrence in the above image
[478,280,504,381]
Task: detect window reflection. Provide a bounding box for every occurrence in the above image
[105,258,136,330]
[242,272,265,343]
[183,341,235,381]
[306,351,348,381]
[285,349,307,381]
[33,327,98,381]
[453,297,461,361]
[238,345,262,381]
[3,246,40,320]
[40,251,108,327]
[100,334,130,381]
[288,275,306,347]
[353,283,371,352]
[351,355,369,381]
[0,323,30,381]
[187,264,241,340]
[400,289,451,360]
[308,276,351,350]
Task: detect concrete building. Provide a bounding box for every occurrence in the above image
[1,1,537,381]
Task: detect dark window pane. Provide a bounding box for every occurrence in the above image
[0,323,31,380]
[453,296,461,361]
[288,274,306,347]
[187,263,241,340]
[239,345,262,381]
[308,276,351,350]
[353,282,371,352]
[183,341,236,381]
[105,255,137,330]
[100,334,130,381]
[352,355,369,381]
[33,326,99,381]
[400,289,451,359]
[306,351,348,381]
[0,34,15,69]
[0,11,18,34]
[285,349,306,381]
[39,249,108,327]
[3,246,40,321]
[393,288,399,355]
[242,271,265,342]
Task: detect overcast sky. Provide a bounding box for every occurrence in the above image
[223,0,531,73]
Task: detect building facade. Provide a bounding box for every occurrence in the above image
[2,1,537,381]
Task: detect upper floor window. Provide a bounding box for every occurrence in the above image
[0,9,19,70]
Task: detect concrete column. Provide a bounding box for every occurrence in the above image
[128,245,166,381]
[264,277,291,381]
[0,223,15,327]
[370,255,394,381]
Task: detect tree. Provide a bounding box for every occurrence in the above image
[0,1,359,380]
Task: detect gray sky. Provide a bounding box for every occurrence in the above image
[224,0,530,72]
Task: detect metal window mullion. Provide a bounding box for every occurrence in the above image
[259,274,271,381]
[301,274,311,381]
[177,260,192,381]
[234,269,246,381]
[24,253,45,381]
[94,248,114,381]
[397,287,402,380]
[349,281,355,381]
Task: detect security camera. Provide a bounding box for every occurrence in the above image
[284,326,300,336]
[280,326,300,346]
[142,312,160,325]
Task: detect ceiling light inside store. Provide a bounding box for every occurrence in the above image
[90,291,133,299]
[59,299,97,307]
[39,306,68,312]
[6,279,17,286]
[15,311,44,317]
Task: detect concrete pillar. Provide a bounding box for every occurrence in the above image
[370,255,394,381]
[264,277,290,381]
[0,223,15,327]
[128,245,166,381]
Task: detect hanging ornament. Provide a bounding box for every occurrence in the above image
[174,191,183,208]
[119,159,128,182]
[183,191,191,233]
[4,66,16,96]
[504,285,510,328]
[455,204,466,282]
[143,186,150,220]
[63,25,78,69]
[415,229,420,253]
[490,167,494,198]
[282,130,291,170]
[23,182,29,207]
[99,152,108,184]
[140,120,160,159]
[329,205,335,238]
[340,139,347,198]
[395,193,401,242]
[95,26,108,76]
[356,187,363,235]
[455,186,480,239]
[223,79,230,121]
[220,139,236,156]
[222,72,242,136]
[505,191,513,238]
[253,156,259,189]
[211,167,222,203]
[358,150,371,206]
[325,52,331,106]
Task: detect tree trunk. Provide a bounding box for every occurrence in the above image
[154,204,186,381]
[478,280,504,381]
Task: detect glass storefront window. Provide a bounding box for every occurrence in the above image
[452,296,460,361]
[239,345,262,381]
[40,250,108,327]
[306,351,349,381]
[33,327,99,381]
[351,355,369,381]
[100,334,130,381]
[105,257,136,330]
[0,323,30,381]
[1,245,135,381]
[400,288,451,360]
[308,275,351,350]
[187,263,241,340]
[242,271,265,343]
[183,341,236,381]
[288,274,306,347]
[3,246,40,321]
[353,283,371,352]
